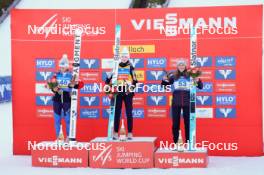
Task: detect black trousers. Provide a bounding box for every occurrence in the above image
[171,105,190,143]
[113,93,133,133]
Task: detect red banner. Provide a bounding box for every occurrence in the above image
[11,5,263,156]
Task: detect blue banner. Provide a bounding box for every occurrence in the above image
[0,76,12,103]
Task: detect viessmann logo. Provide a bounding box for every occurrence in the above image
[27,14,106,38]
[158,156,205,167]
[131,13,238,36]
[38,155,82,166]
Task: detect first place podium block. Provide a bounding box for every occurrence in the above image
[155,148,208,168]
[89,137,157,168]
[31,141,89,167]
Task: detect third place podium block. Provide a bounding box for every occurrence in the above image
[89,137,157,168]
[155,147,208,168]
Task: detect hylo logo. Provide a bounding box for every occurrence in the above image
[216,95,236,105]
[147,58,166,68]
[36,59,55,69]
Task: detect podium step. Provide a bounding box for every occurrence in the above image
[89,137,157,168]
[31,141,89,167]
[155,148,208,168]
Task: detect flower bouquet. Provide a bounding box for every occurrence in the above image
[46,75,58,90]
[187,67,202,86]
[187,67,202,78]
[104,83,119,99]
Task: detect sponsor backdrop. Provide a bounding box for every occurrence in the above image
[11,6,262,155]
[0,76,12,103]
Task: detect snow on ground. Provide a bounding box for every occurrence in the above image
[0,156,263,175]
[0,102,13,157]
[0,100,264,175]
[1,103,264,174]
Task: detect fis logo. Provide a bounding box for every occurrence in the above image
[92,144,112,165]
[80,59,99,69]
[80,84,100,94]
[147,58,166,68]
[132,109,144,118]
[216,108,236,118]
[80,96,99,106]
[147,70,165,81]
[196,56,212,67]
[216,56,236,67]
[129,58,144,68]
[36,59,55,69]
[147,96,166,106]
[216,95,236,106]
[102,96,111,106]
[196,96,212,106]
[80,108,99,119]
[102,108,111,118]
[36,96,53,106]
[197,82,213,93]
[215,69,236,80]
[36,71,53,81]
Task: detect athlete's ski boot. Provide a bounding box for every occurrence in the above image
[113,132,118,140]
[127,132,133,140]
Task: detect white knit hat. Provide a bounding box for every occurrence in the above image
[59,54,69,68]
[120,47,130,57]
[177,59,187,66]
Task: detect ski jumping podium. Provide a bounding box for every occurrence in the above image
[31,141,89,167]
[155,147,208,168]
[89,137,157,168]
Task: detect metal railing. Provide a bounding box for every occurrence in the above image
[0,0,21,24]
